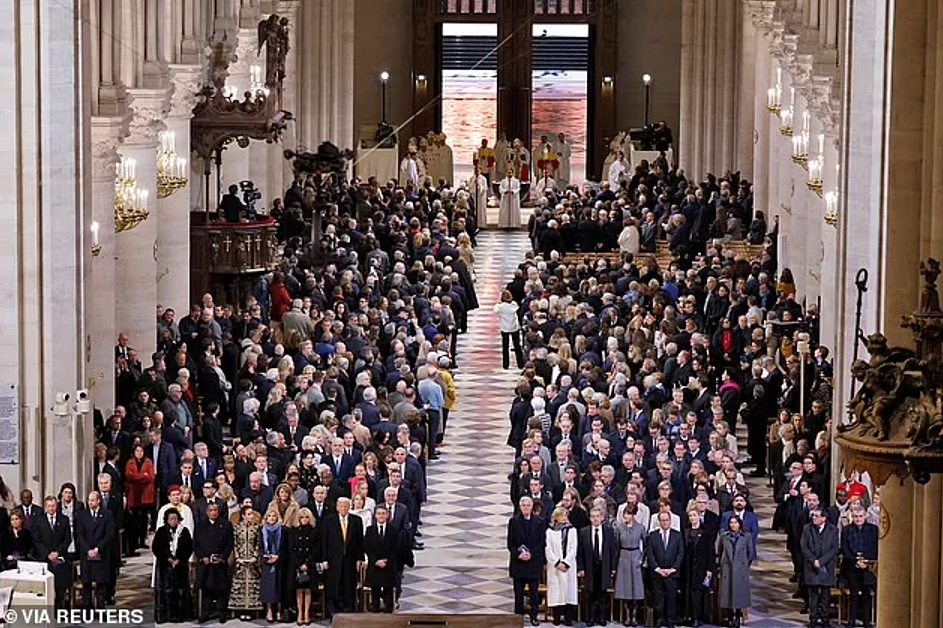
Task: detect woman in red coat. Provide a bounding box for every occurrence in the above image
[125,444,157,553]
[270,271,292,323]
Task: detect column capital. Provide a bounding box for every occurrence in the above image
[273,0,301,16]
[90,116,130,181]
[168,64,204,119]
[126,88,171,147]
[746,0,778,30]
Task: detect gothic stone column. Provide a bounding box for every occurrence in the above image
[117,88,169,365]
[157,65,202,315]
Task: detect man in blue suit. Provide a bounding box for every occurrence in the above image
[721,493,760,552]
[147,428,177,503]
[325,437,356,483]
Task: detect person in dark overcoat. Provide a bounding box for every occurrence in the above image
[152,509,193,623]
[194,502,235,622]
[74,491,116,610]
[646,510,685,628]
[364,505,405,613]
[682,509,716,627]
[840,506,879,628]
[30,497,72,610]
[718,514,755,627]
[318,497,364,616]
[578,505,619,627]
[801,508,840,628]
[287,508,318,625]
[507,496,547,626]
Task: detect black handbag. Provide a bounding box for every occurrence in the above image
[295,567,311,586]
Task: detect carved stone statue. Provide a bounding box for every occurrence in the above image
[837,260,943,485]
[258,14,290,102]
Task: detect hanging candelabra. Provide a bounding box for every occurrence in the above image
[157,131,188,198]
[806,133,825,196]
[114,156,150,233]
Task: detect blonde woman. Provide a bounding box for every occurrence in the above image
[545,507,578,625]
[456,233,476,277]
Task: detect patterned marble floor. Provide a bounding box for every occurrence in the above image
[107,230,809,627]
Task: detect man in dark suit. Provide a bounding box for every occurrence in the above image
[31,496,72,609]
[75,491,115,609]
[193,443,219,485]
[801,508,840,628]
[577,506,618,627]
[147,428,178,503]
[280,414,309,453]
[507,496,546,626]
[325,438,356,484]
[19,490,42,528]
[193,502,234,622]
[169,459,201,493]
[240,472,274,514]
[363,506,404,613]
[647,511,685,628]
[200,402,226,460]
[309,486,334,525]
[319,497,365,615]
[96,473,124,602]
[840,506,878,628]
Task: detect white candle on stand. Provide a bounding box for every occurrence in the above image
[90,221,99,247]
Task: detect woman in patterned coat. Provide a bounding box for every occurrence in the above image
[229,499,263,621]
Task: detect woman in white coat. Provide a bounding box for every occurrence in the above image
[494,290,524,369]
[617,218,640,255]
[545,507,578,626]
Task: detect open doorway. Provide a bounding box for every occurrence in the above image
[440,22,498,185]
[532,23,589,187]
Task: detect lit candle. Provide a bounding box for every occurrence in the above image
[776,67,781,86]
[767,88,775,107]
[177,157,187,179]
[792,135,802,156]
[801,131,809,155]
[90,221,100,247]
[817,133,825,156]
[788,87,795,108]
[802,111,810,133]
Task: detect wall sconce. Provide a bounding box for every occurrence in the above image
[416,74,427,84]
[90,221,101,257]
[806,133,825,196]
[824,190,838,227]
[807,156,824,196]
[603,75,614,86]
[767,67,782,114]
[780,88,794,136]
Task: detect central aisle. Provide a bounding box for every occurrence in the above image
[399,230,531,614]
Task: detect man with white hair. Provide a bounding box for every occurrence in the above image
[356,386,381,428]
[321,497,365,615]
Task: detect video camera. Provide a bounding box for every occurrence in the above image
[239,180,262,214]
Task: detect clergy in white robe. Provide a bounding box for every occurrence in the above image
[498,168,522,229]
[555,133,572,188]
[468,167,490,227]
[436,133,454,185]
[399,152,423,187]
[601,132,626,180]
[608,152,628,191]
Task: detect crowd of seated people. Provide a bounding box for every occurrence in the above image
[501,169,879,628]
[2,172,489,623]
